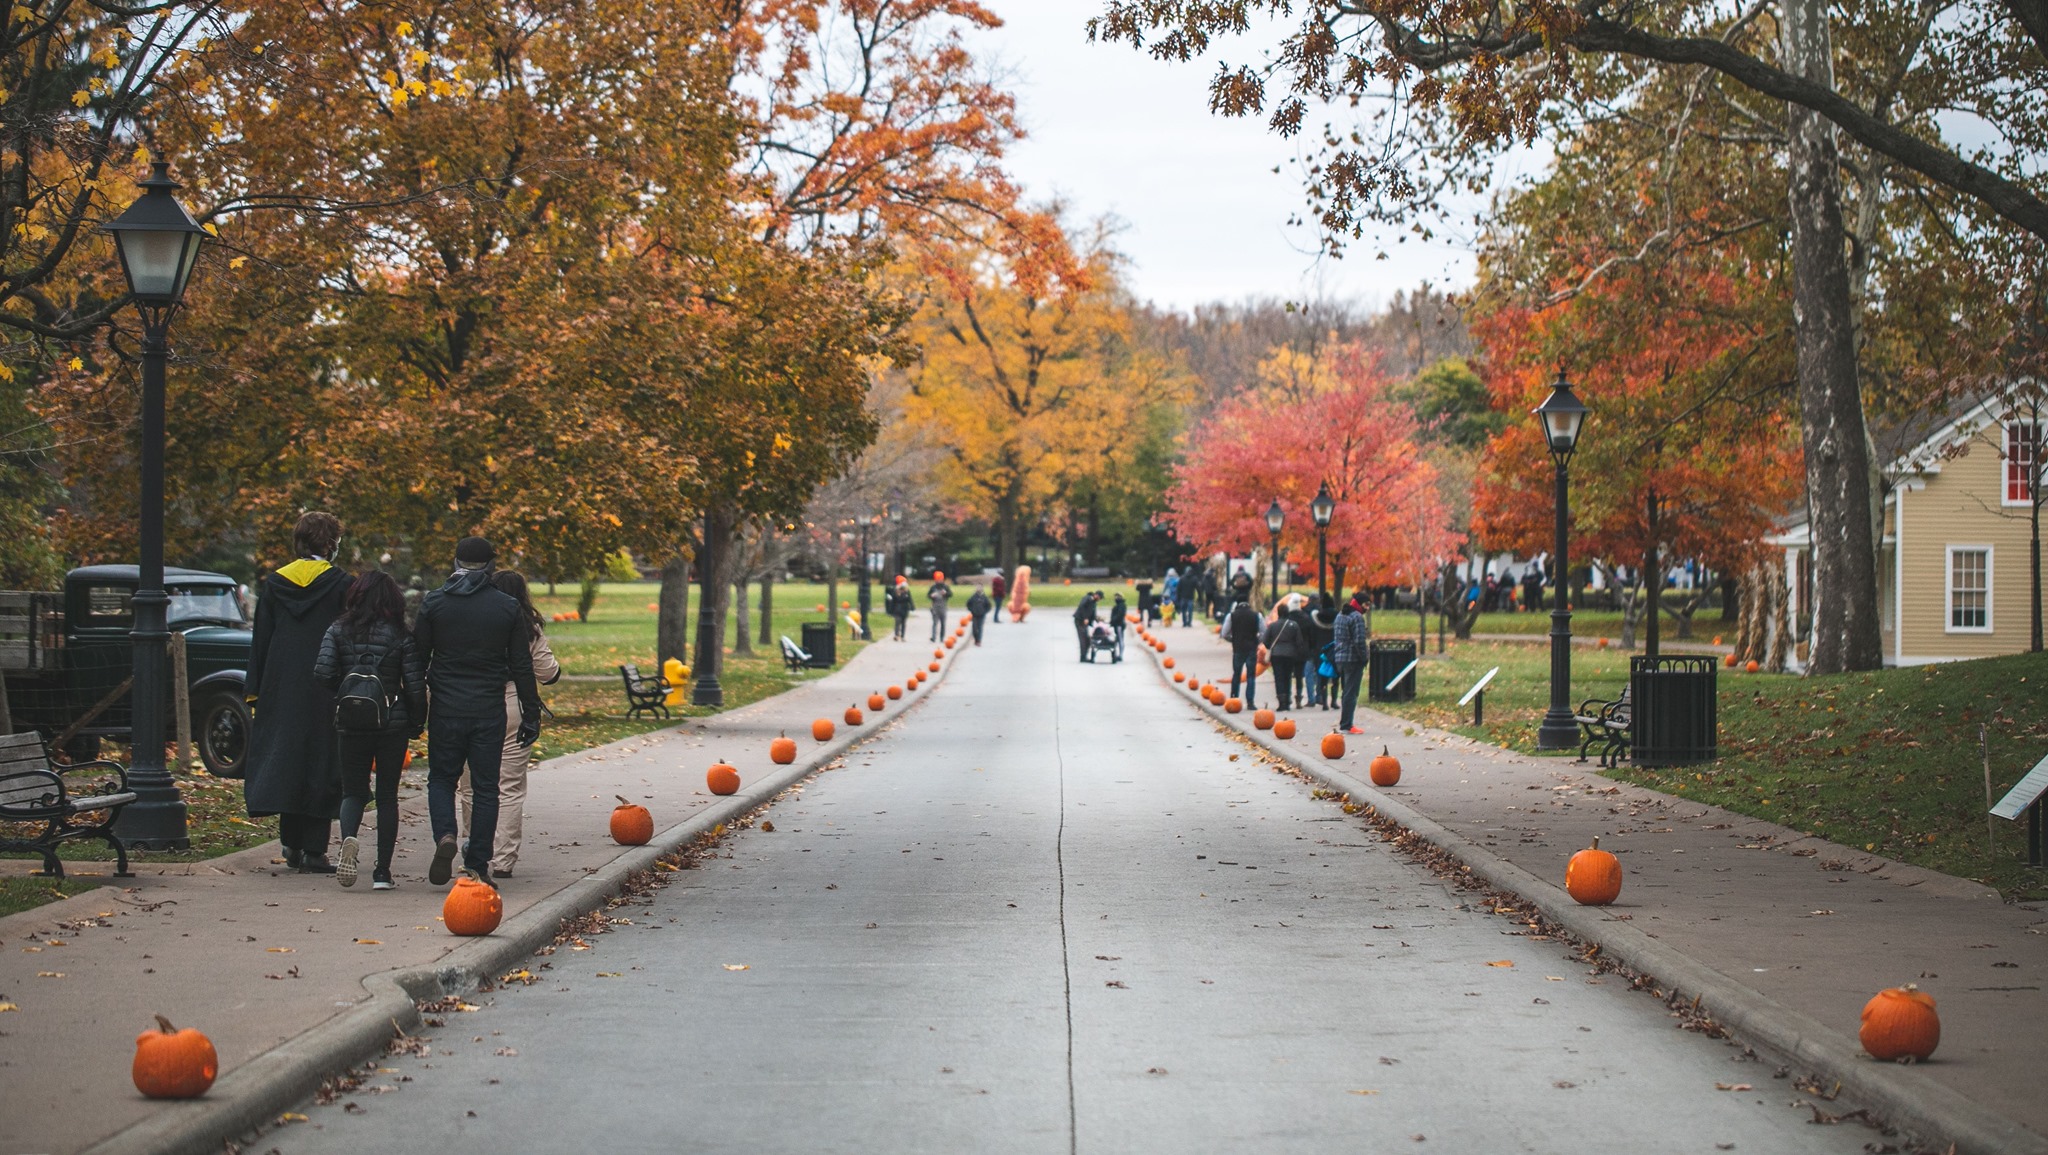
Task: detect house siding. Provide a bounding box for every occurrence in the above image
[1897,435,2044,660]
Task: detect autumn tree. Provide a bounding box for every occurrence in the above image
[1165,344,1459,606]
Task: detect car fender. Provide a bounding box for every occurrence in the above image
[192,669,246,697]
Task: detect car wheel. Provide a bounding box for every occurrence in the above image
[61,733,100,764]
[196,689,250,778]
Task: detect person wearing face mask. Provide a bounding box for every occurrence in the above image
[243,512,352,873]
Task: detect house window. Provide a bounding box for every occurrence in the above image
[1946,546,1992,632]
[2008,422,2041,506]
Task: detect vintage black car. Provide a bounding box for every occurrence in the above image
[0,566,252,776]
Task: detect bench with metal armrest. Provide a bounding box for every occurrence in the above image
[0,730,136,878]
[1573,686,1633,768]
[617,664,671,720]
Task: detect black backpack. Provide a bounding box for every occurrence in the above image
[333,643,391,733]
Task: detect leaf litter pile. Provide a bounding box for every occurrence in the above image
[1211,721,1925,1148]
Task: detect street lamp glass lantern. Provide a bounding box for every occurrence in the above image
[102,162,207,306]
[1310,481,1336,528]
[1533,371,1590,461]
[1265,499,1285,535]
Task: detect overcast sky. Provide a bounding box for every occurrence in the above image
[966,1,1486,314]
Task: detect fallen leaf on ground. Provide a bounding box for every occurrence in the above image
[1554,1081,1577,1089]
[723,964,749,971]
[1348,1089,1380,1096]
[1714,1083,1753,1092]
[596,972,621,978]
[1487,960,1514,967]
[278,1113,309,1124]
[356,939,382,945]
[36,972,63,978]
[0,1002,17,1012]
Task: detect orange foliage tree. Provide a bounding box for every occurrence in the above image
[1164,345,1460,604]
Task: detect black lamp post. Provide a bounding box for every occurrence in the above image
[1265,499,1285,604]
[1310,481,1336,602]
[856,514,875,641]
[1533,370,1590,750]
[691,511,724,707]
[102,161,207,850]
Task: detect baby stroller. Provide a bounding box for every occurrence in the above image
[1081,619,1123,663]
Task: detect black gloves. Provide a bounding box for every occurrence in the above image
[516,718,539,747]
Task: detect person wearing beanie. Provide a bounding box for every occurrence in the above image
[413,536,542,888]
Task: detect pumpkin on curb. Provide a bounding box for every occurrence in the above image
[610,795,654,845]
[934,649,945,659]
[1369,747,1402,787]
[1224,697,1243,714]
[443,875,503,936]
[1173,672,1187,684]
[928,661,941,672]
[1320,731,1346,759]
[869,692,887,711]
[812,718,835,742]
[770,734,798,764]
[1162,657,1176,669]
[1565,836,1623,906]
[707,762,740,795]
[1273,718,1297,740]
[945,637,956,649]
[133,1014,218,1099]
[1860,985,1940,1061]
[887,685,904,700]
[1252,708,1275,730]
[845,706,864,726]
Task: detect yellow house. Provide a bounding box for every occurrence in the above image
[1773,392,2044,666]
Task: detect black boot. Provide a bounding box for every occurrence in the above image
[297,853,338,874]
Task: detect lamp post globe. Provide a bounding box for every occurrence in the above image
[1310,481,1335,601]
[1533,370,1590,750]
[1265,499,1285,604]
[101,160,209,850]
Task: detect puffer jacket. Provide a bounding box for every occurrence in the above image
[313,618,428,734]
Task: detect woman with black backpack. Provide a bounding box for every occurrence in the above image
[314,571,426,890]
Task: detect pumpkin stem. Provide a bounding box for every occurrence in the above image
[1382,745,1390,756]
[1591,836,1601,850]
[153,1013,177,1034]
[616,795,633,806]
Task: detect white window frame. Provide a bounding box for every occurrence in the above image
[1945,545,1994,634]
[2004,421,2040,508]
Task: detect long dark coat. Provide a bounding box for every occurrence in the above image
[243,562,349,818]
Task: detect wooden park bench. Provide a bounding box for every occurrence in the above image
[617,664,670,720]
[1574,686,1632,768]
[779,636,812,674]
[0,730,136,878]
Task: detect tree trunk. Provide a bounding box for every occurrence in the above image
[1644,489,1661,659]
[996,481,1022,585]
[732,577,753,655]
[658,553,691,669]
[1783,0,1884,674]
[758,573,773,647]
[691,505,738,701]
[1720,575,1739,621]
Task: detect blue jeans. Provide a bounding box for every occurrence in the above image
[1229,651,1259,706]
[1176,598,1193,626]
[429,713,506,871]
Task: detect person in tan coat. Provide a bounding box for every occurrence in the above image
[457,570,560,878]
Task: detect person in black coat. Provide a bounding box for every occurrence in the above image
[415,537,541,888]
[244,511,351,873]
[965,586,992,645]
[314,571,427,890]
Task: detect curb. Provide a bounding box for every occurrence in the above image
[79,643,969,1155]
[1137,637,2047,1155]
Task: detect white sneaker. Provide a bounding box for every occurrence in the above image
[336,836,360,888]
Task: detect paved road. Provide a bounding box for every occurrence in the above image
[270,621,1871,1154]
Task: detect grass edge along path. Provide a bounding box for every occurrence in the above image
[1356,637,2048,898]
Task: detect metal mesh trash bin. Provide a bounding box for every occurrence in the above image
[800,622,836,669]
[1367,639,1417,702]
[1629,655,1717,766]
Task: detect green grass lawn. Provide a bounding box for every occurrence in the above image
[1362,638,2048,898]
[0,876,102,918]
[1,581,868,901]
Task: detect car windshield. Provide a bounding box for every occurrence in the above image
[168,587,245,626]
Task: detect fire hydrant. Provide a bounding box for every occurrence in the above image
[663,657,689,706]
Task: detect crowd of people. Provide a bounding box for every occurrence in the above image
[243,513,557,891]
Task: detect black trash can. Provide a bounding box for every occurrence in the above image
[1629,655,1717,766]
[1367,639,1418,702]
[800,622,836,669]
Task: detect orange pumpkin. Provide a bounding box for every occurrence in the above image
[1207,687,1224,705]
[887,685,904,700]
[1252,708,1275,730]
[443,875,503,936]
[1712,634,1724,646]
[1723,653,1737,667]
[1597,637,1610,649]
[610,795,654,845]
[1273,719,1297,740]
[934,648,945,659]
[928,661,941,673]
[1565,836,1623,905]
[1224,697,1243,714]
[1745,659,1760,673]
[133,1014,218,1099]
[770,734,798,764]
[945,637,956,649]
[1173,672,1187,684]
[1162,657,1176,669]
[1257,661,1270,676]
[868,692,887,711]
[812,718,835,742]
[1364,748,1397,788]
[1153,640,1166,652]
[844,705,864,726]
[1859,985,1940,1061]
[707,762,740,795]
[1320,731,1346,759]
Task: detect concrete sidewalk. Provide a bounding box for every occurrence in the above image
[0,629,974,1155]
[1142,621,2047,1154]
